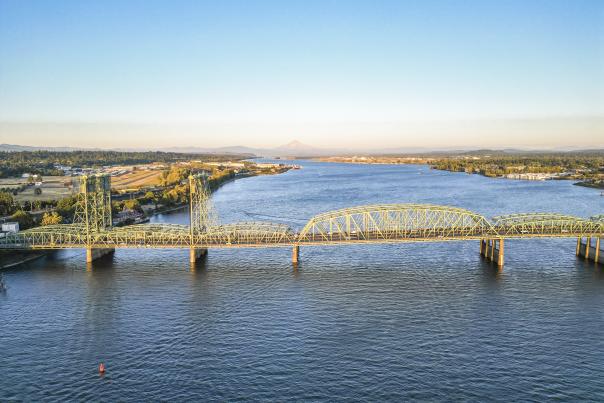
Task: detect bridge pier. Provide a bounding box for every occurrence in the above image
[189,248,208,263]
[292,245,299,265]
[480,239,493,259]
[86,247,115,263]
[480,239,504,267]
[578,237,603,264]
[494,239,504,267]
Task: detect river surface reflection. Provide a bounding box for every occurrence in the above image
[1,161,603,401]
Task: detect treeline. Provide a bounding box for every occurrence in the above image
[431,154,604,178]
[0,150,245,178]
[0,167,238,229]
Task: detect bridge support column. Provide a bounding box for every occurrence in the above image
[490,239,496,261]
[86,247,114,263]
[481,239,504,267]
[292,245,299,265]
[579,237,603,264]
[494,239,504,267]
[576,238,581,256]
[189,248,207,263]
[483,239,491,259]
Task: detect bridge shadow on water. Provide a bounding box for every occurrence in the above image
[188,253,209,276]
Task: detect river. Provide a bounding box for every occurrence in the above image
[1,160,603,401]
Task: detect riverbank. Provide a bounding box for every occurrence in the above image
[0,169,288,269]
[315,157,604,191]
[138,171,281,218]
[316,153,603,187]
[315,156,433,165]
[574,180,604,190]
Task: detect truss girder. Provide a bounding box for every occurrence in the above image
[198,222,295,245]
[297,204,499,242]
[493,213,604,237]
[0,205,603,250]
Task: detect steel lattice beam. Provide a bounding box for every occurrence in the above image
[0,174,602,251]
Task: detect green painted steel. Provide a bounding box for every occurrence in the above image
[0,176,602,250]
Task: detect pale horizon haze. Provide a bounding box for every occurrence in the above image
[0,0,602,150]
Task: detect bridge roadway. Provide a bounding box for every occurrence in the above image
[1,204,603,267]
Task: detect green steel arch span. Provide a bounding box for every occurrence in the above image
[297,203,499,244]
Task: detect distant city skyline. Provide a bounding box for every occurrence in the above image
[0,0,602,149]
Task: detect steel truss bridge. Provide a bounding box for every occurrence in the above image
[1,175,602,267]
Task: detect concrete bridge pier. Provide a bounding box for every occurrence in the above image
[578,237,602,264]
[480,239,493,259]
[492,239,504,267]
[480,239,487,257]
[190,248,208,263]
[86,247,115,263]
[292,245,300,265]
[480,239,504,267]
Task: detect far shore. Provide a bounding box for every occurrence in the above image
[314,156,434,165]
[314,156,604,189]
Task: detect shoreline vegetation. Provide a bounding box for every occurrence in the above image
[0,166,290,269]
[0,150,294,232]
[315,152,604,190]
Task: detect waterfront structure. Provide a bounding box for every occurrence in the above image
[504,173,560,181]
[0,175,602,267]
[1,222,20,233]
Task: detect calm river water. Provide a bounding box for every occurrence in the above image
[1,161,604,401]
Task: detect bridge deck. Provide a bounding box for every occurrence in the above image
[0,226,602,250]
[1,204,602,250]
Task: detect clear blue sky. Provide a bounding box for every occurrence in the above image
[0,0,602,149]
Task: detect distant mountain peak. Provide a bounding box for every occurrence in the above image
[277,140,317,151]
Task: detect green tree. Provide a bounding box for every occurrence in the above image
[123,199,143,213]
[11,210,34,230]
[56,195,79,221]
[160,170,169,186]
[41,212,63,226]
[143,191,155,203]
[166,167,189,185]
[0,191,16,216]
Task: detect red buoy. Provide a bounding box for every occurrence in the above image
[99,363,106,373]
